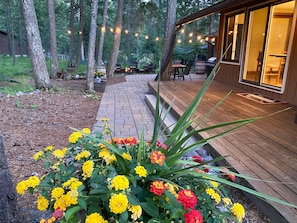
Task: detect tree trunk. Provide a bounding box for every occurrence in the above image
[4,0,16,64]
[21,0,51,89]
[159,0,177,81]
[86,0,99,92]
[68,0,75,67]
[106,0,124,78]
[48,0,58,79]
[0,136,22,223]
[96,0,108,68]
[75,0,84,68]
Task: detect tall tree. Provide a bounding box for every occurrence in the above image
[86,0,99,92]
[48,0,58,79]
[159,0,177,81]
[4,0,16,64]
[21,0,51,89]
[75,0,84,68]
[68,0,75,67]
[106,0,124,77]
[96,0,108,68]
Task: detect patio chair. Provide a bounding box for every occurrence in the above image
[174,62,193,81]
[114,64,122,73]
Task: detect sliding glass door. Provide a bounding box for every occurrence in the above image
[242,0,295,90]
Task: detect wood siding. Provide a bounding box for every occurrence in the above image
[214,1,297,106]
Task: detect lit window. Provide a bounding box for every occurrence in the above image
[223,12,245,62]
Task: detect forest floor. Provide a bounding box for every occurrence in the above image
[0,75,271,222]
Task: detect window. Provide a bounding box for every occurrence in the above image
[223,12,245,62]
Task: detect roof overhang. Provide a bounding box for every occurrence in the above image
[176,0,271,27]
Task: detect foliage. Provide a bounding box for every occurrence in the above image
[94,70,105,78]
[16,124,245,223]
[16,55,297,223]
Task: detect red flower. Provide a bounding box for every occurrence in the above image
[193,155,203,163]
[221,167,236,182]
[53,208,64,219]
[150,151,166,166]
[124,137,137,146]
[184,209,203,223]
[177,189,197,210]
[156,140,167,150]
[150,181,166,196]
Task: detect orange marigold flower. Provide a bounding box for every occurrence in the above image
[184,209,203,223]
[150,151,166,166]
[177,189,197,210]
[150,180,166,196]
[123,137,137,145]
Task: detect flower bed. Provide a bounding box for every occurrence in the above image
[16,119,244,223]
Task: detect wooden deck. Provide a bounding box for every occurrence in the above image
[148,80,297,223]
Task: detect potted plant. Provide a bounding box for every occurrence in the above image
[94,70,105,83]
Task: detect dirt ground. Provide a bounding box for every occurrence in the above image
[0,75,271,222]
[0,76,125,209]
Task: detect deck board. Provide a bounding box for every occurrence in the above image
[148,80,297,223]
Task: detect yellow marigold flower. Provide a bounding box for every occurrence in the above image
[51,187,64,199]
[231,203,245,222]
[65,190,78,206]
[210,181,219,188]
[99,148,116,164]
[100,118,109,122]
[16,180,28,195]
[53,148,67,159]
[62,178,82,190]
[206,188,221,204]
[135,165,147,178]
[109,193,128,214]
[33,151,43,160]
[54,197,67,211]
[47,216,56,223]
[99,148,110,157]
[212,192,221,203]
[86,212,108,223]
[45,145,54,151]
[40,219,46,223]
[82,160,94,179]
[122,152,132,161]
[75,150,91,160]
[111,175,129,191]
[223,197,232,206]
[165,183,178,197]
[129,205,142,220]
[82,128,91,135]
[27,176,40,188]
[105,154,116,164]
[37,195,49,211]
[68,131,82,143]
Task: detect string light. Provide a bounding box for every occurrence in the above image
[67,30,71,34]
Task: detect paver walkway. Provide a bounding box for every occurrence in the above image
[93,73,206,139]
[93,74,156,140]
